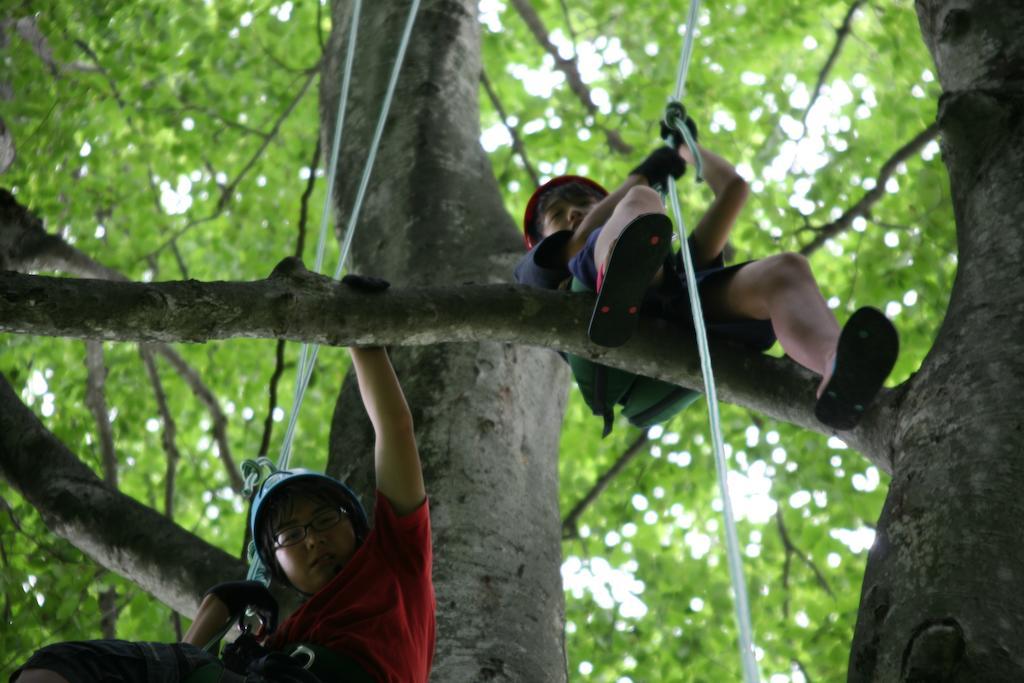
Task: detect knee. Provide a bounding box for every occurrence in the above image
[762,252,814,289]
[618,185,664,213]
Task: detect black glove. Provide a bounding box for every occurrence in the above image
[342,273,390,292]
[221,632,272,674]
[205,580,279,632]
[660,103,699,149]
[629,147,687,189]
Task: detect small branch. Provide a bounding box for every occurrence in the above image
[799,122,940,255]
[84,341,118,487]
[508,0,632,155]
[0,535,10,623]
[217,71,318,211]
[71,38,129,112]
[13,16,60,77]
[172,612,183,641]
[149,70,319,255]
[295,138,321,261]
[140,346,182,518]
[156,101,269,138]
[480,71,540,187]
[254,32,322,74]
[0,116,15,174]
[842,228,866,304]
[752,0,866,165]
[315,0,326,52]
[170,240,189,280]
[557,0,579,48]
[794,657,813,683]
[99,587,118,639]
[800,0,867,127]
[153,346,244,493]
[259,341,288,458]
[0,496,79,564]
[562,432,650,539]
[775,509,835,608]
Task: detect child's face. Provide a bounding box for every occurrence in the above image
[540,196,598,239]
[273,495,358,594]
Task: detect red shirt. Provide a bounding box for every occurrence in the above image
[268,493,435,682]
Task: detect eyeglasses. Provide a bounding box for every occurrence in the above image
[273,507,348,549]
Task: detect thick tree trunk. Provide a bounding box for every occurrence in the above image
[319,1,570,678]
[848,2,1024,680]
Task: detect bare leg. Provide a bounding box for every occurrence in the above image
[592,185,667,285]
[14,671,72,683]
[701,253,840,395]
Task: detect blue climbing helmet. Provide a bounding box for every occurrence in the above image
[248,468,370,568]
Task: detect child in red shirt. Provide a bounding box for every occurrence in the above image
[13,346,434,683]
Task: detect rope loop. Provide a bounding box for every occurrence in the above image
[662,99,704,182]
[241,456,281,499]
[663,100,687,131]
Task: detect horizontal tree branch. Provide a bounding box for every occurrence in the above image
[0,188,244,489]
[0,259,898,470]
[800,122,940,255]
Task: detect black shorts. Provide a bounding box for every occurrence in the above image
[657,250,777,352]
[11,639,220,683]
[569,226,776,352]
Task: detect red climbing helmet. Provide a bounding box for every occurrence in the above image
[522,175,608,250]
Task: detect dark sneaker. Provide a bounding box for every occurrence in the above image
[814,307,899,430]
[588,213,673,347]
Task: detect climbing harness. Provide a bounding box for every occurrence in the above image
[661,0,759,680]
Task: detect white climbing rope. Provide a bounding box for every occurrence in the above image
[664,1,760,680]
[242,0,422,583]
[279,0,422,473]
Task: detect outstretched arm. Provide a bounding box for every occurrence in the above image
[349,347,425,515]
[681,144,749,268]
[563,175,648,262]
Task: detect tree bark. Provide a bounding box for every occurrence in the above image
[317,1,571,678]
[0,265,894,464]
[848,2,1024,680]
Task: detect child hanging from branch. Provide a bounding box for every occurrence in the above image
[13,346,435,683]
[514,117,898,434]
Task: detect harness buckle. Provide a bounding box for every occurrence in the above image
[290,644,316,670]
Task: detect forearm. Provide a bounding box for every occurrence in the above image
[182,595,231,647]
[348,348,425,514]
[349,347,414,432]
[564,174,648,261]
[676,144,748,266]
[683,144,745,196]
